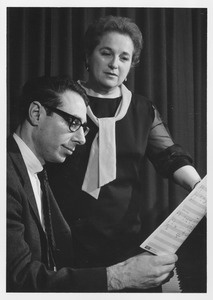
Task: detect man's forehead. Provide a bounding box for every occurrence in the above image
[60,90,87,122]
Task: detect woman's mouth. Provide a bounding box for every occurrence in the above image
[105,72,118,77]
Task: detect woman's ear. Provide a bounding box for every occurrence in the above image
[28,101,42,126]
[85,54,90,71]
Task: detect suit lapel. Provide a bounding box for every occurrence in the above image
[7,136,41,224]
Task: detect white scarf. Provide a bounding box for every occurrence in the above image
[81,83,132,199]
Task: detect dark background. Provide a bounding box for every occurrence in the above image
[7,7,207,292]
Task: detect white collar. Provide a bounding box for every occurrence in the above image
[78,81,121,98]
[81,84,132,199]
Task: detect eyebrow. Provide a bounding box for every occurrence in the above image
[99,47,131,56]
[70,114,86,124]
[48,105,86,125]
[73,113,88,125]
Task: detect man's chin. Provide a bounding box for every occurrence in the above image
[47,155,66,164]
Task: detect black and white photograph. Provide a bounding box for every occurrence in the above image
[2,0,211,297]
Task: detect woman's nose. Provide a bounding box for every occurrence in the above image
[109,56,119,69]
[71,127,86,145]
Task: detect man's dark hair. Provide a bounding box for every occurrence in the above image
[19,76,89,123]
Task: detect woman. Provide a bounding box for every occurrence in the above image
[48,15,201,275]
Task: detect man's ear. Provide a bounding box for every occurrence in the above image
[28,101,42,126]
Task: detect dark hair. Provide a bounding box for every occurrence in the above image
[84,15,143,67]
[20,76,89,123]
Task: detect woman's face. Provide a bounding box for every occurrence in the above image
[87,32,134,93]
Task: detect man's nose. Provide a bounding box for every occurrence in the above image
[72,127,86,145]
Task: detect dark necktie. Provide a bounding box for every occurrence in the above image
[37,168,56,271]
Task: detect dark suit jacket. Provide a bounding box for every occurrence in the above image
[7,136,107,292]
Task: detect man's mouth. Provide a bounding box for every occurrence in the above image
[63,145,75,154]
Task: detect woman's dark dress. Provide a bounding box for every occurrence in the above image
[47,93,192,270]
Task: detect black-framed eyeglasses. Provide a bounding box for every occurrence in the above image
[42,104,90,136]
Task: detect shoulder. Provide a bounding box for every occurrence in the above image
[130,93,154,120]
[131,93,153,108]
[7,153,24,196]
[7,136,28,189]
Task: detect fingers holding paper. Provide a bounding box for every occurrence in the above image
[107,251,178,290]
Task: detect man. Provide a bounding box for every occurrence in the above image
[7,76,177,292]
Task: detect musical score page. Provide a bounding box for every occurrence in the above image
[140,176,207,255]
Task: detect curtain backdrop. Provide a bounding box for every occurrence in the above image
[7,7,207,291]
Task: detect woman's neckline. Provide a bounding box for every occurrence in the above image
[79,81,122,99]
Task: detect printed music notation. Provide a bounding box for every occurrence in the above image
[140,176,207,255]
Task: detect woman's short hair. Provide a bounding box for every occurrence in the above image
[84,15,143,67]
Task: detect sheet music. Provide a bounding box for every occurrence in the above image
[140,176,207,255]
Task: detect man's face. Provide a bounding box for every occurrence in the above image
[35,90,87,164]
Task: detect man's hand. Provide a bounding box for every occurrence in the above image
[107,251,178,291]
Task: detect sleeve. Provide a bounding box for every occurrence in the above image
[7,161,107,292]
[146,104,193,177]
